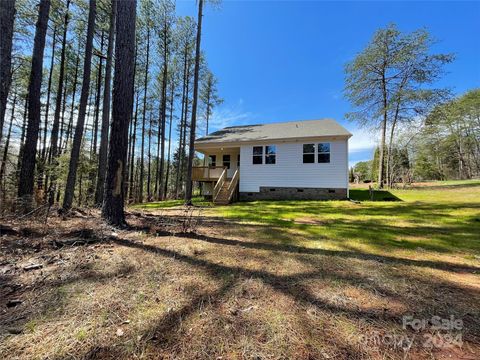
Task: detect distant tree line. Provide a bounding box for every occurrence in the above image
[349,89,480,185]
[0,0,222,223]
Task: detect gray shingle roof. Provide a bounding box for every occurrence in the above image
[196,118,352,145]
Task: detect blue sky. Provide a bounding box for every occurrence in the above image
[177,1,480,166]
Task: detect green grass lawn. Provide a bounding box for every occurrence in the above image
[205,180,480,259]
[134,180,480,259]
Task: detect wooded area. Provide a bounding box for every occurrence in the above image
[0,0,221,223]
[345,25,480,188]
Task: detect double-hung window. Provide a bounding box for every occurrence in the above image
[303,144,315,163]
[303,143,331,163]
[253,146,263,164]
[208,155,216,167]
[223,154,231,169]
[317,143,330,163]
[265,145,276,164]
[252,146,276,164]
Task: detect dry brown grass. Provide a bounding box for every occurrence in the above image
[0,206,479,359]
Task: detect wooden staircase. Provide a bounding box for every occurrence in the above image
[213,168,239,205]
[214,180,232,205]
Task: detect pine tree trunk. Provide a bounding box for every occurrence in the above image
[147,113,152,201]
[58,71,69,152]
[138,27,150,203]
[185,0,203,204]
[175,47,188,198]
[128,90,139,201]
[205,77,211,135]
[386,112,399,188]
[92,32,105,156]
[158,80,167,201]
[102,0,136,226]
[46,1,70,203]
[126,107,133,196]
[16,94,28,172]
[42,25,56,162]
[0,0,16,144]
[0,93,16,185]
[164,80,174,198]
[180,60,190,196]
[87,32,105,204]
[63,52,79,152]
[87,79,95,155]
[154,102,160,197]
[62,0,96,211]
[158,21,169,201]
[377,72,388,189]
[95,0,116,206]
[17,0,51,208]
[126,44,138,201]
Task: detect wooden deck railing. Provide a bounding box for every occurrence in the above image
[213,167,228,202]
[226,169,240,203]
[192,166,227,181]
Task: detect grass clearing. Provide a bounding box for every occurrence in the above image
[1,180,479,359]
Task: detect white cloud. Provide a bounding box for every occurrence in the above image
[348,126,377,153]
[206,99,254,132]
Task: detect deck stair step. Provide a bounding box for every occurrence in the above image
[214,180,232,205]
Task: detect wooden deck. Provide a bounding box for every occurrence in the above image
[192,166,227,181]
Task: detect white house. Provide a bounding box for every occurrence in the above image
[193,119,352,204]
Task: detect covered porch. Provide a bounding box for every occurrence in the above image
[192,146,240,204]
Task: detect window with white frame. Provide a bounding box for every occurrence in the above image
[302,143,331,163]
[318,143,330,163]
[303,144,315,163]
[253,146,263,164]
[265,145,276,164]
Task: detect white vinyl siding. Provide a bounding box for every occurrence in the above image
[239,139,348,192]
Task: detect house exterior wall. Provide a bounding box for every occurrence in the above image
[238,138,349,199]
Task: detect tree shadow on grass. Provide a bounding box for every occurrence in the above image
[81,279,237,360]
[305,217,480,254]
[349,189,402,201]
[190,201,480,253]
[102,238,377,359]
[31,230,480,359]
[173,232,480,273]
[128,207,480,259]
[107,236,480,357]
[110,236,480,321]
